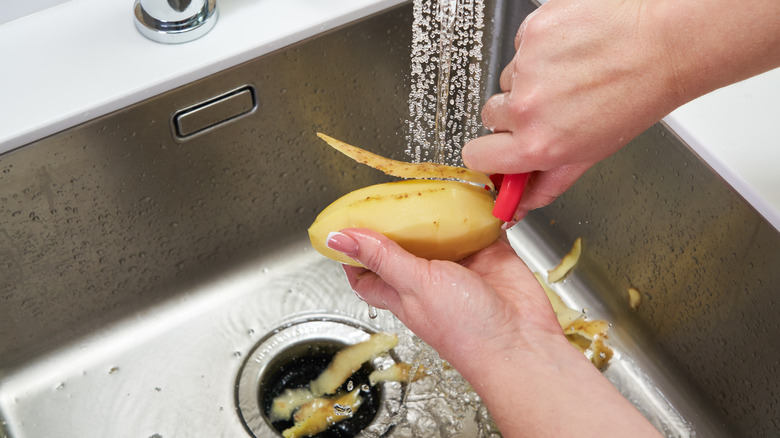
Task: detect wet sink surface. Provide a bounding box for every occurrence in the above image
[2,1,779,437]
[0,245,404,436]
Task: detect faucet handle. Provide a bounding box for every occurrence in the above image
[133,0,218,44]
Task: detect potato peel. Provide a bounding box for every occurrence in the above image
[282,389,363,438]
[534,238,613,370]
[310,332,398,396]
[547,237,582,283]
[269,388,315,422]
[533,272,582,328]
[316,133,494,191]
[627,287,642,310]
[368,362,428,385]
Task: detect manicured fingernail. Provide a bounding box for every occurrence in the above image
[326,231,359,257]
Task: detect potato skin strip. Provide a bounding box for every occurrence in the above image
[316,133,494,191]
[269,388,315,422]
[368,363,428,385]
[282,389,363,438]
[533,239,613,370]
[627,287,642,310]
[547,237,582,283]
[309,333,398,396]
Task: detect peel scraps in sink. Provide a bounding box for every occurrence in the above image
[535,238,613,369]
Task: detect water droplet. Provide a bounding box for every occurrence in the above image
[333,404,353,416]
[367,305,378,319]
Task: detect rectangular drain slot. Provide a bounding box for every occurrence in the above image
[172,85,256,139]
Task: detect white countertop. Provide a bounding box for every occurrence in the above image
[1,0,778,232]
[0,0,405,152]
[664,68,780,232]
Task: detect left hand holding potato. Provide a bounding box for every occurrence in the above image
[327,228,561,361]
[326,228,662,437]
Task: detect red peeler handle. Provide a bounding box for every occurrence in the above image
[491,173,530,222]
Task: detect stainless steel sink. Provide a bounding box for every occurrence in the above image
[1,1,778,437]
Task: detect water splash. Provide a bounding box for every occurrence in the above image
[406,0,485,166]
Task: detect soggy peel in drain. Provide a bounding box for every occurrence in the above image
[368,362,428,385]
[269,388,315,422]
[282,389,363,438]
[272,333,401,437]
[310,332,398,396]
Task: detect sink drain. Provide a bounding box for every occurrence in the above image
[236,315,402,437]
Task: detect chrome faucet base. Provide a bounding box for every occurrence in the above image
[133,0,218,44]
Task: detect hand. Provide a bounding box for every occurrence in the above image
[326,228,661,437]
[462,0,685,222]
[326,228,563,369]
[463,0,780,224]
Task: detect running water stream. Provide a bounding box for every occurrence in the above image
[406,0,485,166]
[392,1,499,436]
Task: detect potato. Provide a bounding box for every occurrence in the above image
[308,179,501,266]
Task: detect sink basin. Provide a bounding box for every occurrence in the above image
[1,1,778,437]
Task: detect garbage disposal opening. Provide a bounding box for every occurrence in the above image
[236,315,402,437]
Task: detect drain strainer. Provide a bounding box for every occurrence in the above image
[236,314,403,437]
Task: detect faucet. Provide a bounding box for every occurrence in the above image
[133,0,218,44]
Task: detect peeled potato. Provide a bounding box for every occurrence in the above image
[308,179,501,266]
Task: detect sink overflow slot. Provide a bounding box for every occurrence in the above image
[171,85,256,140]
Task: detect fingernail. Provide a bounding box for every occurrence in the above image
[326,231,359,257]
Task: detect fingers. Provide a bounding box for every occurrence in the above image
[480,93,513,133]
[325,229,429,316]
[463,132,532,174]
[521,163,590,210]
[502,163,592,226]
[499,60,515,93]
